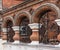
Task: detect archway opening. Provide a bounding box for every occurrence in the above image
[6,20,13,28]
[6,20,15,42]
[37,10,59,44]
[17,16,32,43]
[19,16,29,26]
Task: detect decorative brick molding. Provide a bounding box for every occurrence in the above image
[15,11,32,26]
[32,3,60,23]
[2,16,14,28]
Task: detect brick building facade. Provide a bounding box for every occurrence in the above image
[0,0,60,44]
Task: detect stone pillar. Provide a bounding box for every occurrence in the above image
[55,19,60,42]
[28,23,41,45]
[12,26,20,43]
[57,34,60,42]
[2,28,7,43]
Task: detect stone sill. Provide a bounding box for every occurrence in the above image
[2,42,60,48]
[2,42,60,50]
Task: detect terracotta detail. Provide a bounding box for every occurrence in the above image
[15,11,31,26]
[13,31,20,40]
[30,30,39,41]
[32,3,60,23]
[57,34,60,41]
[2,33,7,40]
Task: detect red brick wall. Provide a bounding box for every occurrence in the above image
[3,0,24,8]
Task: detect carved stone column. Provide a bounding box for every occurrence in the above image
[2,28,7,43]
[29,23,41,44]
[12,26,20,43]
[55,19,60,42]
[57,34,60,42]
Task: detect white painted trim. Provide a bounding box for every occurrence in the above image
[12,26,19,31]
[32,30,39,31]
[29,41,39,45]
[2,28,7,33]
[28,23,42,29]
[55,19,60,26]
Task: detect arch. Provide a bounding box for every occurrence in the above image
[2,16,14,28]
[32,3,60,23]
[15,11,31,26]
[2,16,15,42]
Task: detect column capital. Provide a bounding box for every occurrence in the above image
[28,23,42,29]
[2,28,7,33]
[55,19,60,26]
[12,26,19,31]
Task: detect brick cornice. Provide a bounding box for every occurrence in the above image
[0,0,44,16]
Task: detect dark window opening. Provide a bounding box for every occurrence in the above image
[19,16,32,43]
[6,20,15,42]
[38,10,59,44]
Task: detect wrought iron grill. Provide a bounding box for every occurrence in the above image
[38,10,59,44]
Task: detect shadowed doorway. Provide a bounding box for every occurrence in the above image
[19,16,32,43]
[6,20,15,42]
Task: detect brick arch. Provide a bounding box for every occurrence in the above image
[2,16,15,28]
[32,3,60,23]
[15,11,31,26]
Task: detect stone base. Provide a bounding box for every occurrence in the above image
[2,43,60,50]
[2,40,7,43]
[29,41,39,45]
[13,40,20,44]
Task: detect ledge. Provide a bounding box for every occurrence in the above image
[2,42,60,50]
[2,42,60,48]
